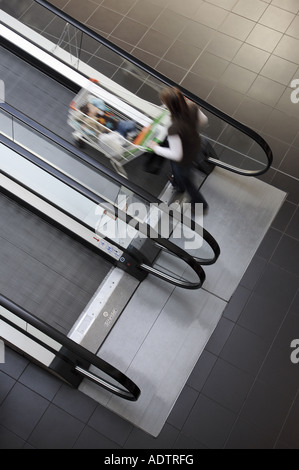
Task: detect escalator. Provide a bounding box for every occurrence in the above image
[0,101,219,400]
[0,0,273,402]
[0,0,273,179]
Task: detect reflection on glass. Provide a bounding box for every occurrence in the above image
[0,109,13,139]
[1,0,272,180]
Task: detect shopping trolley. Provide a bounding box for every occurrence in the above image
[68,80,169,178]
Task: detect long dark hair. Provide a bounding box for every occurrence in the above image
[159,87,190,120]
[159,86,200,150]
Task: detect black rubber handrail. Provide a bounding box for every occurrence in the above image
[0,135,208,289]
[31,0,273,176]
[0,102,166,207]
[0,294,141,401]
[0,102,220,268]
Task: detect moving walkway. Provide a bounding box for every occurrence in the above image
[0,0,273,401]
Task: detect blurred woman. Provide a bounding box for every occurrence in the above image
[148,87,209,213]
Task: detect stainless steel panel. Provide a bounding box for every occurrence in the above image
[79,168,286,436]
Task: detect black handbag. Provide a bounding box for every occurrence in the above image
[194,139,218,175]
[143,151,165,174]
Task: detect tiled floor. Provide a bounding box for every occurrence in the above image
[1,0,299,449]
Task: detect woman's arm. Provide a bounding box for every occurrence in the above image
[148,134,183,162]
[198,109,208,127]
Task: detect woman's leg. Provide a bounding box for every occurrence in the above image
[170,162,186,192]
[179,166,208,210]
[171,163,208,209]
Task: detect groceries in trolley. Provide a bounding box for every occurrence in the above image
[68,80,169,177]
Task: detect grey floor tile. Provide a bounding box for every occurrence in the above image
[19,363,62,401]
[0,372,16,405]
[202,358,254,413]
[256,228,282,261]
[0,425,26,450]
[272,201,297,232]
[28,403,85,449]
[286,207,299,240]
[259,5,295,34]
[271,313,299,352]
[294,133,299,149]
[181,72,216,100]
[0,383,49,441]
[223,285,252,323]
[246,24,282,53]
[220,325,269,376]
[225,417,278,449]
[247,75,285,107]
[278,393,299,449]
[136,29,174,57]
[73,425,121,449]
[232,0,268,22]
[238,292,290,344]
[182,394,237,449]
[240,380,295,443]
[124,423,179,449]
[261,55,298,86]
[271,235,299,277]
[191,52,229,81]
[219,64,257,94]
[257,346,299,400]
[263,110,299,146]
[275,438,296,449]
[207,32,243,61]
[271,172,299,205]
[20,4,60,35]
[261,134,290,170]
[274,35,299,64]
[0,348,29,380]
[195,2,229,29]
[280,146,299,180]
[240,256,267,290]
[112,18,148,46]
[286,14,299,36]
[254,263,299,308]
[218,13,255,42]
[234,96,272,129]
[156,60,187,84]
[205,317,235,356]
[173,431,207,449]
[164,40,203,70]
[187,350,217,392]
[257,166,276,185]
[179,21,215,49]
[85,5,123,35]
[52,383,97,423]
[167,385,199,430]
[23,442,35,449]
[151,8,189,38]
[220,325,270,375]
[156,0,196,18]
[208,84,244,116]
[1,0,34,19]
[288,290,299,318]
[88,404,133,447]
[63,0,104,23]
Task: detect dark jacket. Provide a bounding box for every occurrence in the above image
[167,103,201,167]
